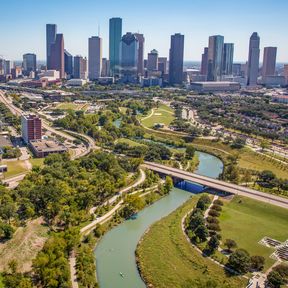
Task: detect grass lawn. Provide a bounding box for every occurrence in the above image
[116,138,146,147]
[141,104,175,128]
[119,107,128,114]
[219,195,288,271]
[0,218,48,273]
[238,148,288,179]
[1,160,28,178]
[137,196,247,288]
[30,158,45,168]
[0,275,3,288]
[56,102,88,111]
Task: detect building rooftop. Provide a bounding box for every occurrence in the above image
[29,139,67,153]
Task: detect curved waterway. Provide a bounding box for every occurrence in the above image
[95,151,223,288]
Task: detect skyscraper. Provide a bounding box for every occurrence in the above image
[101,58,110,77]
[222,43,234,75]
[64,50,73,78]
[73,56,87,79]
[88,36,102,80]
[207,35,224,81]
[46,24,57,69]
[23,53,37,76]
[158,57,168,75]
[109,17,122,76]
[200,47,208,76]
[50,34,65,78]
[284,64,288,84]
[147,49,158,72]
[119,32,139,82]
[134,33,145,76]
[247,32,260,86]
[169,33,184,85]
[262,47,277,77]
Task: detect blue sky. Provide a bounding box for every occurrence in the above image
[1,0,287,62]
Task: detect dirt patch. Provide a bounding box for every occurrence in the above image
[0,218,48,273]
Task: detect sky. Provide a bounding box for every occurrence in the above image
[0,0,288,62]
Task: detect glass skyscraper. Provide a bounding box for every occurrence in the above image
[119,32,139,83]
[247,32,260,86]
[222,43,234,76]
[109,17,122,76]
[168,33,184,85]
[23,53,37,76]
[46,24,57,69]
[207,35,224,81]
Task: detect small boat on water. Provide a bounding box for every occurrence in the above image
[119,272,124,278]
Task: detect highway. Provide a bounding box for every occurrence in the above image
[143,162,288,209]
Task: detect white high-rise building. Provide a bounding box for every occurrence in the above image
[88,36,102,80]
[247,32,260,86]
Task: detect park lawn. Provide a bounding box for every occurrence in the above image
[137,196,247,288]
[117,138,146,147]
[141,104,175,128]
[0,275,3,288]
[1,160,28,178]
[219,195,288,271]
[56,102,88,111]
[238,148,288,179]
[0,218,48,273]
[30,158,45,168]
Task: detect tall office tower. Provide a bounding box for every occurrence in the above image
[46,24,57,69]
[88,36,102,80]
[200,47,208,76]
[4,60,13,75]
[73,56,87,79]
[119,32,139,82]
[109,17,122,76]
[284,64,288,83]
[169,33,184,85]
[207,35,224,81]
[21,114,42,144]
[23,53,37,76]
[134,33,145,76]
[262,47,277,77]
[247,32,260,86]
[64,50,73,78]
[0,58,4,75]
[147,49,158,72]
[101,58,110,77]
[158,57,168,75]
[222,43,234,75]
[50,34,65,78]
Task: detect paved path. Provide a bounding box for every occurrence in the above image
[69,251,79,288]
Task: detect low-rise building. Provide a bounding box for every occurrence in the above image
[29,139,67,158]
[190,81,241,93]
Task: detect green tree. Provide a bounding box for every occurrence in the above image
[186,145,196,159]
[164,176,173,194]
[224,239,237,252]
[250,255,265,271]
[227,249,251,274]
[194,224,209,242]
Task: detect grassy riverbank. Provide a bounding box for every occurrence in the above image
[136,195,247,288]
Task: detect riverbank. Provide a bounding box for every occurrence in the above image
[136,195,247,288]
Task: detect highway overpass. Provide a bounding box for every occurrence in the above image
[143,162,288,209]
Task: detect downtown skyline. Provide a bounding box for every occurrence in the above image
[0,0,288,62]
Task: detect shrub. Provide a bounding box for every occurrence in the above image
[208,210,220,217]
[210,204,222,212]
[214,199,223,206]
[206,216,219,224]
[207,223,221,232]
[227,249,251,274]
